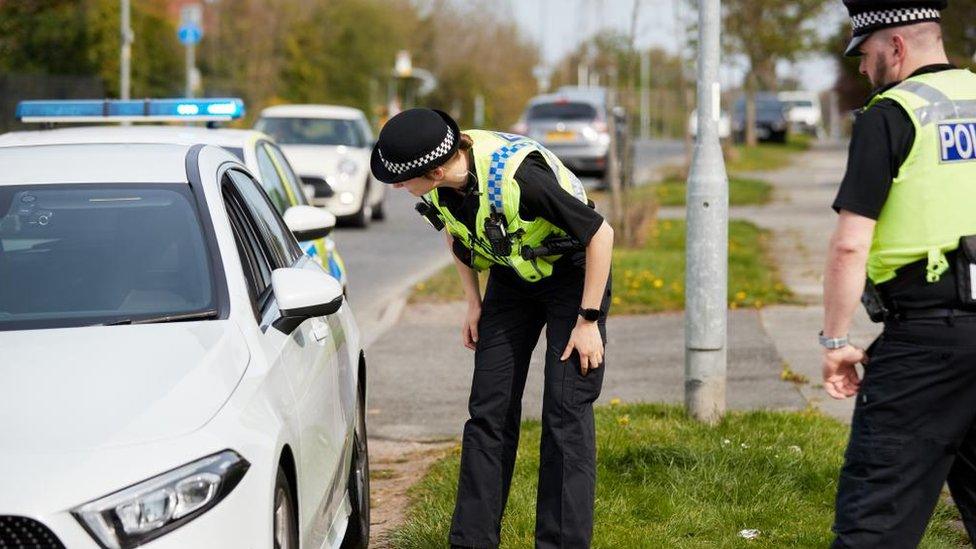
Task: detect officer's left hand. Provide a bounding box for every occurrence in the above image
[561,320,603,376]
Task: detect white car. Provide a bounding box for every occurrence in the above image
[778,91,823,137]
[0,125,350,291]
[0,141,369,548]
[255,105,384,228]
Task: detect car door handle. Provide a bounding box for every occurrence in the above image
[311,319,330,342]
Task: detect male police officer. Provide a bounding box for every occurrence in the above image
[822,1,976,546]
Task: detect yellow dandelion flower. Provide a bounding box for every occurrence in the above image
[754,300,764,309]
[612,296,622,305]
[610,398,621,406]
[735,291,746,301]
[617,415,631,427]
[730,302,739,309]
[653,279,664,288]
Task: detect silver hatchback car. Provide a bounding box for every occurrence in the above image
[513,87,611,179]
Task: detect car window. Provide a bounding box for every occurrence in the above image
[527,102,597,121]
[256,117,364,147]
[265,143,309,207]
[254,144,290,213]
[223,182,273,307]
[226,169,302,268]
[0,184,216,330]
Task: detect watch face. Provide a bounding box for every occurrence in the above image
[581,308,600,321]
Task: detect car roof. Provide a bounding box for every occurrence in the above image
[258,104,365,120]
[0,143,215,185]
[0,125,270,149]
[527,91,605,110]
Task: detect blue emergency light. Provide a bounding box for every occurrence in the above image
[15,98,245,123]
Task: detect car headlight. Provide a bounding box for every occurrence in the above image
[72,450,249,549]
[338,158,358,177]
[339,191,356,205]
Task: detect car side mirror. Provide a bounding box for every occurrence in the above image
[271,267,344,334]
[284,205,336,241]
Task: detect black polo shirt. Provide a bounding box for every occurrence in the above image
[435,150,604,280]
[832,64,956,218]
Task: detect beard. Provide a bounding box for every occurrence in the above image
[869,51,895,89]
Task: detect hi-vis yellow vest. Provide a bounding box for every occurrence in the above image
[426,129,588,282]
[866,69,976,284]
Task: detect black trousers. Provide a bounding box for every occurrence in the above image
[449,267,610,549]
[833,317,976,548]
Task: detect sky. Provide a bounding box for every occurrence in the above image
[505,0,849,92]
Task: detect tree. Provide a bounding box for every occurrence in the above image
[717,0,831,145]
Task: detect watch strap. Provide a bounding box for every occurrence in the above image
[579,307,601,322]
[819,331,849,349]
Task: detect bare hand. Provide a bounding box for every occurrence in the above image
[561,320,604,376]
[822,345,866,400]
[462,302,481,351]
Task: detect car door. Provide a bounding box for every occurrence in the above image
[222,168,345,546]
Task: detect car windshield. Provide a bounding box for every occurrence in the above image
[784,100,815,108]
[527,102,598,121]
[256,117,364,147]
[0,184,216,331]
[735,99,785,116]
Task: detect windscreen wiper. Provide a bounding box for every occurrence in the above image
[102,309,219,326]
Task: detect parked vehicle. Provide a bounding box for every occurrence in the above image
[732,93,789,144]
[256,105,384,228]
[513,87,612,179]
[778,91,823,137]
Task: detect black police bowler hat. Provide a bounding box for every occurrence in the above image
[843,0,947,57]
[370,108,461,184]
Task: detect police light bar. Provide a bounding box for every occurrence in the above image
[15,98,245,123]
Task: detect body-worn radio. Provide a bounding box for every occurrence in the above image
[415,200,444,231]
[483,215,511,256]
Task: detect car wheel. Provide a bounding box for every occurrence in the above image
[370,197,385,221]
[341,386,370,549]
[273,466,298,549]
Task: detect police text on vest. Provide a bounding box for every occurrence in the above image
[939,122,976,162]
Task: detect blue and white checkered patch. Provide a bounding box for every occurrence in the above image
[487,140,534,211]
[939,122,976,162]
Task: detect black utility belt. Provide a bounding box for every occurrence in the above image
[863,235,976,322]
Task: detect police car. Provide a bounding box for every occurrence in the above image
[0,100,369,548]
[0,105,348,291]
[255,105,384,228]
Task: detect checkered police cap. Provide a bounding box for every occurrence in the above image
[371,108,461,184]
[843,0,947,56]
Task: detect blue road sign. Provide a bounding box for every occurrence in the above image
[178,24,203,45]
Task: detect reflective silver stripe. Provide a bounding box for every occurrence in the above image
[540,148,587,202]
[890,79,976,126]
[898,80,952,105]
[916,101,976,126]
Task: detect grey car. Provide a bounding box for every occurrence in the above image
[514,87,611,179]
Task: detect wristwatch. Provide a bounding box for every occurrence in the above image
[819,331,849,350]
[579,307,601,322]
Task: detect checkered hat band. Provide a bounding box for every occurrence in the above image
[851,7,940,34]
[378,127,456,175]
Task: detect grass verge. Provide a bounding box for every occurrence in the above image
[652,176,772,207]
[391,404,966,548]
[725,135,812,173]
[410,218,794,313]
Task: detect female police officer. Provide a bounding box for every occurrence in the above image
[371,108,613,548]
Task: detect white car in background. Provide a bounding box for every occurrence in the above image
[0,125,349,291]
[256,105,384,228]
[778,91,823,137]
[0,99,369,548]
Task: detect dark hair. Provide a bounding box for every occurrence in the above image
[458,132,473,151]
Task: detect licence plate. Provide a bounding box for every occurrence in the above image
[546,131,576,142]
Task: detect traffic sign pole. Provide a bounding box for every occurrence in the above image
[685,0,729,423]
[179,4,203,98]
[185,43,196,98]
[120,0,132,100]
